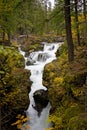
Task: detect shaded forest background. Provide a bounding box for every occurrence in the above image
[0,0,87,61]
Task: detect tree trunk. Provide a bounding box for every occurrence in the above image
[2,30,5,45]
[25,24,28,39]
[0,107,1,130]
[83,0,86,20]
[45,0,49,33]
[7,32,11,46]
[85,77,87,112]
[74,0,80,46]
[64,0,74,62]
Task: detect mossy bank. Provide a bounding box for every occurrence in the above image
[0,46,31,130]
[43,42,87,130]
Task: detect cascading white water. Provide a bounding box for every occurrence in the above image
[19,42,61,130]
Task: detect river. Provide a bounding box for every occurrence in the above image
[19,42,61,130]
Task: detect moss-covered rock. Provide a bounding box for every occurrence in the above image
[68,113,87,130]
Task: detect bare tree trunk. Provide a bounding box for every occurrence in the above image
[64,0,74,62]
[74,0,80,46]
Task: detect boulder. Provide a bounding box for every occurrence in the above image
[26,60,31,66]
[33,89,49,106]
[33,89,49,116]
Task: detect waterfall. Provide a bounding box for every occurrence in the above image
[19,42,61,130]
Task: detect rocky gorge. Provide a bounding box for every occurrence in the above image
[0,35,63,130]
[1,34,87,130]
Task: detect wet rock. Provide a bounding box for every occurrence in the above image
[37,53,50,62]
[25,49,35,57]
[56,49,60,57]
[26,60,31,66]
[25,51,30,57]
[33,89,49,106]
[33,89,49,116]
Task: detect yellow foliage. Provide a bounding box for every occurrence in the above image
[49,72,55,78]
[45,127,53,130]
[71,14,87,39]
[17,124,21,129]
[78,14,85,21]
[54,77,63,84]
[11,114,29,129]
[22,117,28,123]
[20,115,24,119]
[12,120,21,126]
[49,115,63,129]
